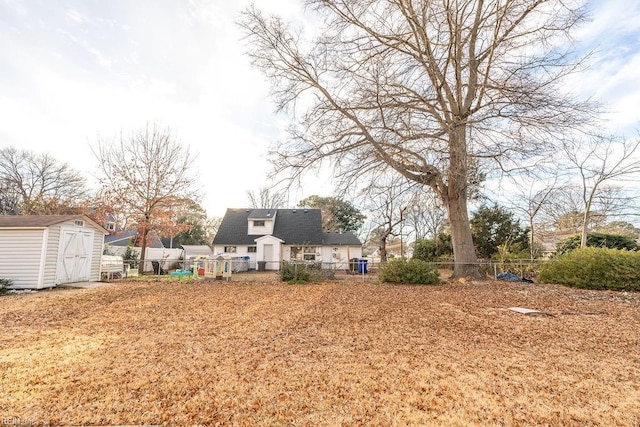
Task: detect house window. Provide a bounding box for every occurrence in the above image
[247,246,257,253]
[253,220,265,227]
[224,246,237,253]
[106,222,116,232]
[290,246,317,261]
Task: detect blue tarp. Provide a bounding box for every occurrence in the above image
[497,272,534,283]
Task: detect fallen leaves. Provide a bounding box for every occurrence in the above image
[0,279,639,426]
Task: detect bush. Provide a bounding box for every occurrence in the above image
[556,233,638,255]
[378,258,441,285]
[538,247,640,291]
[413,233,453,261]
[124,246,139,269]
[0,278,12,294]
[280,262,311,283]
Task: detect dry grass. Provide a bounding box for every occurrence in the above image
[1,278,639,426]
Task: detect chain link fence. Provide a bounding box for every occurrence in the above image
[103,256,548,282]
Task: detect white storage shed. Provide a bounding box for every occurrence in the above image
[0,215,108,289]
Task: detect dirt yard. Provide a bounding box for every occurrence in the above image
[1,278,639,426]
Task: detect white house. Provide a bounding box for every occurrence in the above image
[0,215,108,289]
[211,208,363,270]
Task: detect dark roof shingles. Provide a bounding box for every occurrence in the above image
[213,208,326,245]
[322,231,361,246]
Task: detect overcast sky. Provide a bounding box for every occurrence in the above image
[1,0,638,218]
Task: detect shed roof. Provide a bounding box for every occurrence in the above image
[0,214,107,233]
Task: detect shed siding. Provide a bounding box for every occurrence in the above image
[0,229,47,289]
[44,224,61,287]
[0,217,106,289]
[90,227,104,282]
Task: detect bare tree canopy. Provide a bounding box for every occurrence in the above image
[358,174,415,261]
[0,147,88,215]
[92,123,199,274]
[240,0,594,277]
[561,133,640,248]
[246,186,288,209]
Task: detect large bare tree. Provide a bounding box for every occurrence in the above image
[92,123,199,274]
[240,0,593,277]
[0,147,88,215]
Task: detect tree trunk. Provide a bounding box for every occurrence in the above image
[447,193,482,278]
[446,123,483,279]
[529,216,535,262]
[379,240,388,263]
[138,227,148,275]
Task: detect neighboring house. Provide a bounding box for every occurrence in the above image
[0,215,108,289]
[182,245,213,260]
[212,208,362,270]
[534,230,576,257]
[104,230,183,273]
[104,229,166,250]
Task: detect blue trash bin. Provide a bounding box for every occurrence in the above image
[357,259,368,274]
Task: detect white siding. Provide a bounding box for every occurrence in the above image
[320,246,362,269]
[0,229,47,289]
[248,218,275,235]
[0,217,106,289]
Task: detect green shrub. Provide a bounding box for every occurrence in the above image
[556,233,638,255]
[0,278,12,294]
[124,245,139,269]
[539,247,640,291]
[413,233,453,261]
[280,262,311,283]
[378,258,441,285]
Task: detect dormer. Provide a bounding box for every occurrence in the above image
[247,209,277,235]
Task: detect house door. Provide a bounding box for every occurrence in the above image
[57,228,94,284]
[263,244,274,270]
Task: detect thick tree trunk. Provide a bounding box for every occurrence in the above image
[446,123,483,279]
[447,193,482,278]
[379,239,388,263]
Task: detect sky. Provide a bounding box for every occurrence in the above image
[1,0,639,219]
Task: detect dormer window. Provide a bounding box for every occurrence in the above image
[253,220,265,227]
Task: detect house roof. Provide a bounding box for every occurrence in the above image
[323,231,361,246]
[213,208,325,245]
[104,230,138,246]
[247,209,277,219]
[181,245,213,257]
[0,214,108,233]
[104,229,165,248]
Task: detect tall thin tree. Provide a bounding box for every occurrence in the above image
[92,123,199,274]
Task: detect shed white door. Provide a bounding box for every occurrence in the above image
[57,228,94,284]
